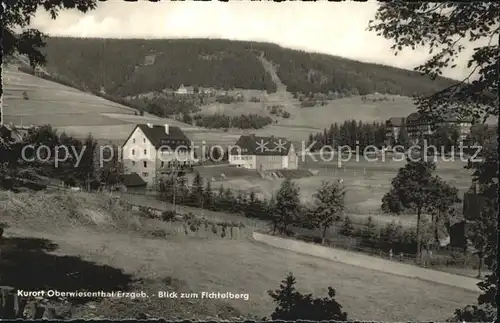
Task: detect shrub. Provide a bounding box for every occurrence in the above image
[150,229,167,238]
[139,206,156,219]
[267,273,348,321]
[211,223,218,235]
[161,210,176,222]
[339,216,355,236]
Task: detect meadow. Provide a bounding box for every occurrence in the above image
[3,65,421,148]
[0,191,478,321]
[193,156,473,216]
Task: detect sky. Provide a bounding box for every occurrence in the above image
[30,1,479,81]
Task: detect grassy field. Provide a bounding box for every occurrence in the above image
[192,159,472,215]
[0,191,478,321]
[3,63,421,148]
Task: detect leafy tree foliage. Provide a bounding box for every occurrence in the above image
[339,216,355,236]
[2,0,97,68]
[273,179,301,235]
[381,190,404,214]
[382,159,441,262]
[426,177,461,246]
[397,125,410,148]
[98,145,124,190]
[379,221,405,252]
[465,123,497,147]
[368,2,499,122]
[267,273,348,321]
[311,181,346,244]
[74,134,97,189]
[189,171,204,207]
[452,135,498,321]
[469,205,494,278]
[360,216,379,249]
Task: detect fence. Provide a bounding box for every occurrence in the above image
[2,175,482,277]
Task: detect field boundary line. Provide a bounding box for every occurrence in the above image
[251,231,481,292]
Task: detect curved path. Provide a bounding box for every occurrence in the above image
[252,232,481,292]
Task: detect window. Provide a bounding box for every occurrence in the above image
[143,138,146,143]
[143,161,147,168]
[161,161,164,167]
[144,149,147,155]
[132,149,135,155]
[132,161,136,166]
[142,172,149,177]
[133,139,136,144]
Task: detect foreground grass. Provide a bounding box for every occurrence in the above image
[0,191,478,321]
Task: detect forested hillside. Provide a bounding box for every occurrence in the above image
[42,37,456,98]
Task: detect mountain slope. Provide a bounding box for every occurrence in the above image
[41,37,456,98]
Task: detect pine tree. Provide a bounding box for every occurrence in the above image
[189,171,204,207]
[339,216,355,236]
[274,178,301,235]
[203,180,214,210]
[397,125,410,149]
[361,216,379,249]
[267,272,348,321]
[311,181,346,244]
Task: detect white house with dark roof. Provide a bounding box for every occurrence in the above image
[175,84,194,95]
[122,124,194,188]
[229,134,298,171]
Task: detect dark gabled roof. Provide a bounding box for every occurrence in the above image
[122,173,147,187]
[0,125,12,139]
[230,134,294,156]
[123,124,191,149]
[407,111,474,125]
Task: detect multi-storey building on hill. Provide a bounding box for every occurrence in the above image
[121,124,195,188]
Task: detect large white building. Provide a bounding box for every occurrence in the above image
[229,134,298,171]
[121,124,195,188]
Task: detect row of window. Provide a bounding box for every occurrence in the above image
[132,149,148,156]
[132,137,189,147]
[131,161,149,168]
[132,138,147,144]
[131,148,189,155]
[231,155,283,161]
[231,155,252,160]
[131,161,190,168]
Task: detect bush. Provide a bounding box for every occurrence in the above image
[161,210,176,222]
[267,273,348,321]
[139,206,156,219]
[150,229,167,238]
[339,216,355,236]
[452,305,495,322]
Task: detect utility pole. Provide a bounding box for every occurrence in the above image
[0,96,3,127]
[172,171,176,213]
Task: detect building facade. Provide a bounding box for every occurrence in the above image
[175,85,194,95]
[384,117,405,146]
[229,134,298,171]
[122,124,195,188]
[386,112,473,146]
